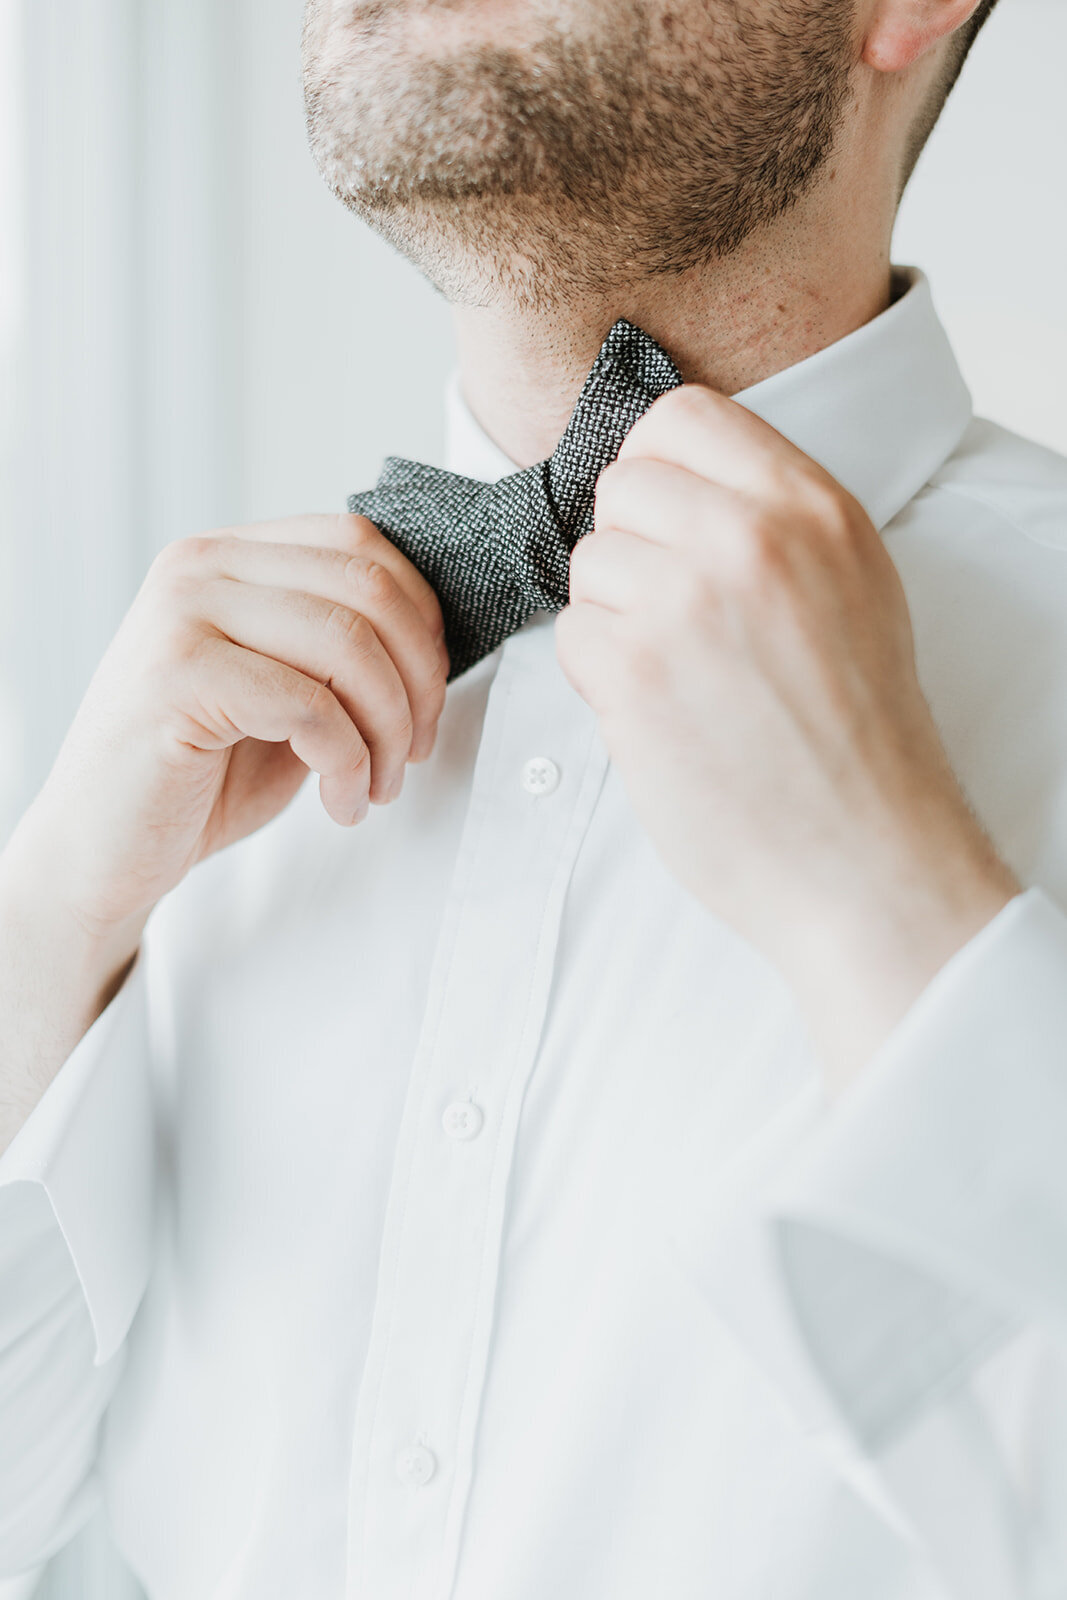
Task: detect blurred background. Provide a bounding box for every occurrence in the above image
[0,0,1064,1593]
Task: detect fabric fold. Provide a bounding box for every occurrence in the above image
[0,950,155,1366]
[666,889,1067,1450]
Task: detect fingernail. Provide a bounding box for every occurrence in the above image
[351,796,369,825]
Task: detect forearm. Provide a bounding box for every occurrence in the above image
[0,814,143,1157]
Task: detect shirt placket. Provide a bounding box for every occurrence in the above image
[345,621,608,1600]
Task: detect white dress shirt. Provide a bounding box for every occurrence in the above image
[3,269,1067,1600]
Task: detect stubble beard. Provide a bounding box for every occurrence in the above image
[302,0,857,312]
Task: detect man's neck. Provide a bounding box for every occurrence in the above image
[451,228,894,468]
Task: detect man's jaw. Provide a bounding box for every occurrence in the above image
[341,0,546,51]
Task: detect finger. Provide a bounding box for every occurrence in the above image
[595,460,778,589]
[594,459,736,555]
[618,384,848,507]
[569,526,668,614]
[555,600,618,715]
[207,540,447,761]
[203,582,415,804]
[187,636,371,825]
[216,514,448,655]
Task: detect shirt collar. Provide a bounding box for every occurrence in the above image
[443,268,973,532]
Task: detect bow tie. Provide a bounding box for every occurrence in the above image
[348,320,683,682]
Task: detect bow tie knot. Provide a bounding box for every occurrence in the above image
[348,319,682,680]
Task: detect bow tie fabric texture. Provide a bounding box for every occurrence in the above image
[348,320,683,682]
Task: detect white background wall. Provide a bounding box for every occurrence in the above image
[0,0,1063,1594]
[895,0,1067,455]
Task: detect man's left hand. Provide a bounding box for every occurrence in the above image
[556,385,1020,1085]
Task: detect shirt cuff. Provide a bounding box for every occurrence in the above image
[0,949,154,1366]
[667,888,1067,1452]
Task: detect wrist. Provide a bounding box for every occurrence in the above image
[0,808,145,1015]
[0,817,143,1156]
[776,842,1020,1094]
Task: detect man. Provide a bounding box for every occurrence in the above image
[1,0,1065,1594]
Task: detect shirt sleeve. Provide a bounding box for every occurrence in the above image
[0,948,154,1367]
[664,888,1067,1594]
[667,889,1067,1435]
[0,953,154,1577]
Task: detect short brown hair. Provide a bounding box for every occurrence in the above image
[902,0,1002,190]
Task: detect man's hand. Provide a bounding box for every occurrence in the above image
[0,512,449,1156]
[18,511,449,933]
[556,386,1019,1085]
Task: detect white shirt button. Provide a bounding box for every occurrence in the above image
[395,1444,437,1487]
[521,756,561,797]
[442,1100,484,1142]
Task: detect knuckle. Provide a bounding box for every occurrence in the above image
[146,539,219,615]
[349,738,372,776]
[619,385,717,462]
[134,577,211,670]
[325,602,377,660]
[803,478,858,544]
[663,384,716,427]
[339,552,367,594]
[296,676,336,725]
[367,677,413,748]
[337,512,380,553]
[354,558,401,612]
[593,461,637,522]
[206,531,247,568]
[166,618,209,671]
[371,709,413,763]
[155,534,215,574]
[730,515,787,596]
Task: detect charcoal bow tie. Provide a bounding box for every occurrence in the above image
[348,320,683,682]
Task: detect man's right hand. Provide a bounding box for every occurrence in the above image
[0,513,447,1148]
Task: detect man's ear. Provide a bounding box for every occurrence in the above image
[862,0,983,72]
